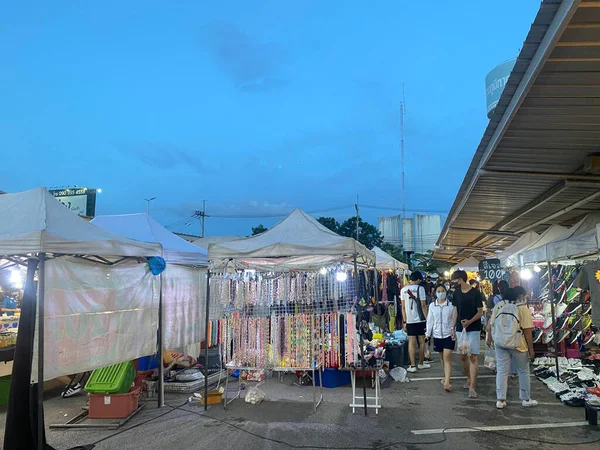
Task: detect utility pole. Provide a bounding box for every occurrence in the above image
[355,196,360,242]
[400,85,406,221]
[195,200,208,238]
[145,197,156,215]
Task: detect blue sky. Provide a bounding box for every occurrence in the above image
[1,1,540,237]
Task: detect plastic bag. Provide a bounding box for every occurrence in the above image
[245,386,265,405]
[389,367,409,383]
[378,369,388,383]
[457,329,471,356]
[484,344,496,370]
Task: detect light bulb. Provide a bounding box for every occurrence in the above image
[520,268,533,281]
[319,267,327,276]
[336,271,347,282]
[533,265,541,273]
[10,269,22,289]
[444,271,450,277]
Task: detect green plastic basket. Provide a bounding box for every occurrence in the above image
[0,375,11,405]
[85,362,135,394]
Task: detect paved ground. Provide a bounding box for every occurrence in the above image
[1,352,599,449]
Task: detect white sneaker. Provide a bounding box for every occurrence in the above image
[496,401,507,409]
[522,399,538,407]
[418,363,431,370]
[407,366,417,373]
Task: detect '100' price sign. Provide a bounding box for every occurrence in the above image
[478,259,503,281]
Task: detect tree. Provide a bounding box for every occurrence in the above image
[337,217,383,250]
[316,217,340,234]
[380,242,410,266]
[251,224,268,235]
[411,250,442,274]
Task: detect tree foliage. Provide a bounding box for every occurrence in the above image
[411,250,441,273]
[316,217,340,234]
[251,224,268,236]
[380,242,410,265]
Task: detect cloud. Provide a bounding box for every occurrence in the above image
[116,142,214,174]
[200,22,286,92]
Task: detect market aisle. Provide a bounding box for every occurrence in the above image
[0,353,598,450]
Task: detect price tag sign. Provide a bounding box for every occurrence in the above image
[478,259,503,281]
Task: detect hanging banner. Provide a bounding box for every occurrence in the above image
[478,258,503,281]
[32,257,159,382]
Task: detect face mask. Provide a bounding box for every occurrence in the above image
[436,292,446,300]
[444,285,450,290]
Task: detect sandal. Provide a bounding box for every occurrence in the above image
[468,390,478,398]
[463,381,471,390]
[444,384,453,392]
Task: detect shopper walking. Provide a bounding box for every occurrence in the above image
[451,270,484,398]
[425,285,457,391]
[488,286,538,409]
[401,271,430,373]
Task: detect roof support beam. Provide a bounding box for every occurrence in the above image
[480,169,600,182]
[516,190,600,233]
[436,0,581,247]
[449,227,517,237]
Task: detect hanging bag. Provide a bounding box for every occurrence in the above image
[457,329,471,355]
[407,287,426,322]
[484,343,496,370]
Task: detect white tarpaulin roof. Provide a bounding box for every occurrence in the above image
[522,216,596,264]
[499,231,539,268]
[519,225,569,265]
[372,246,408,270]
[92,213,207,265]
[0,188,161,257]
[451,256,480,272]
[192,236,243,250]
[208,209,375,269]
[546,212,600,261]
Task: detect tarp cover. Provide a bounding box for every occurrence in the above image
[0,187,161,257]
[450,256,480,272]
[499,231,539,267]
[208,209,375,269]
[32,257,159,382]
[520,225,569,264]
[193,236,243,250]
[546,213,600,261]
[372,246,408,270]
[92,213,207,265]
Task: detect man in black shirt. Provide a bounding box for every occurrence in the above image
[451,270,483,399]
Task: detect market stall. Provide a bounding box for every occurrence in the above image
[499,231,539,268]
[91,213,209,406]
[0,187,162,450]
[207,209,377,413]
[450,256,480,272]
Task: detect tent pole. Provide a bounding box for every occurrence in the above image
[158,272,164,408]
[546,261,560,378]
[354,253,368,416]
[37,252,46,450]
[204,268,211,411]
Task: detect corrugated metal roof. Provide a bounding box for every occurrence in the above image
[436,0,600,263]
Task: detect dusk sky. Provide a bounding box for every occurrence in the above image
[1,1,540,237]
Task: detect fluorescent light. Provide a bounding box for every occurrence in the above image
[520,268,533,281]
[10,269,22,289]
[336,271,347,282]
[533,265,541,273]
[319,267,327,275]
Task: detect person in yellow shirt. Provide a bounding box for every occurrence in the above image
[487,286,538,409]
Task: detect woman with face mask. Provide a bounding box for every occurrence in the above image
[425,285,457,391]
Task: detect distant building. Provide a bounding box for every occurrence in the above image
[378,214,442,254]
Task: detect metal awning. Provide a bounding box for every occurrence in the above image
[435,0,600,263]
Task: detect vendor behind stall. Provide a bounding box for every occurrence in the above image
[1,289,20,316]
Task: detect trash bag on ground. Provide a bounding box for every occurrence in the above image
[389,367,409,383]
[484,344,496,370]
[245,386,265,405]
[457,329,471,356]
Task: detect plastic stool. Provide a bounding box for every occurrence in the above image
[585,401,600,426]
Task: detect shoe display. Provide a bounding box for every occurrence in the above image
[565,302,582,315]
[581,302,592,316]
[566,288,580,303]
[581,315,593,331]
[582,330,595,346]
[556,329,570,344]
[522,399,539,407]
[543,316,554,330]
[532,328,543,343]
[569,315,582,329]
[568,330,582,345]
[555,315,568,330]
[543,330,554,344]
[556,302,568,317]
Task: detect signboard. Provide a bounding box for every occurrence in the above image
[485,58,516,118]
[478,258,503,281]
[49,187,98,217]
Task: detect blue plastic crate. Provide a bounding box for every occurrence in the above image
[314,368,351,388]
[137,355,159,371]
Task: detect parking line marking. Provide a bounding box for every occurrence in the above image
[411,421,589,435]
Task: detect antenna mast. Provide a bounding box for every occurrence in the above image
[400,85,406,221]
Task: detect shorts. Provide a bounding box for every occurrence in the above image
[455,330,482,355]
[433,336,456,353]
[406,322,426,337]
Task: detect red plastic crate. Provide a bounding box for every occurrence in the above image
[88,386,141,419]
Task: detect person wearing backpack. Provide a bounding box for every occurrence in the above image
[487,286,538,409]
[401,271,430,373]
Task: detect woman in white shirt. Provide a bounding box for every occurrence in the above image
[426,285,457,392]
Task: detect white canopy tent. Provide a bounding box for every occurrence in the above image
[450,256,480,272]
[517,225,568,265]
[372,246,408,270]
[0,188,162,450]
[193,236,243,251]
[208,209,376,269]
[546,213,600,262]
[499,231,539,268]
